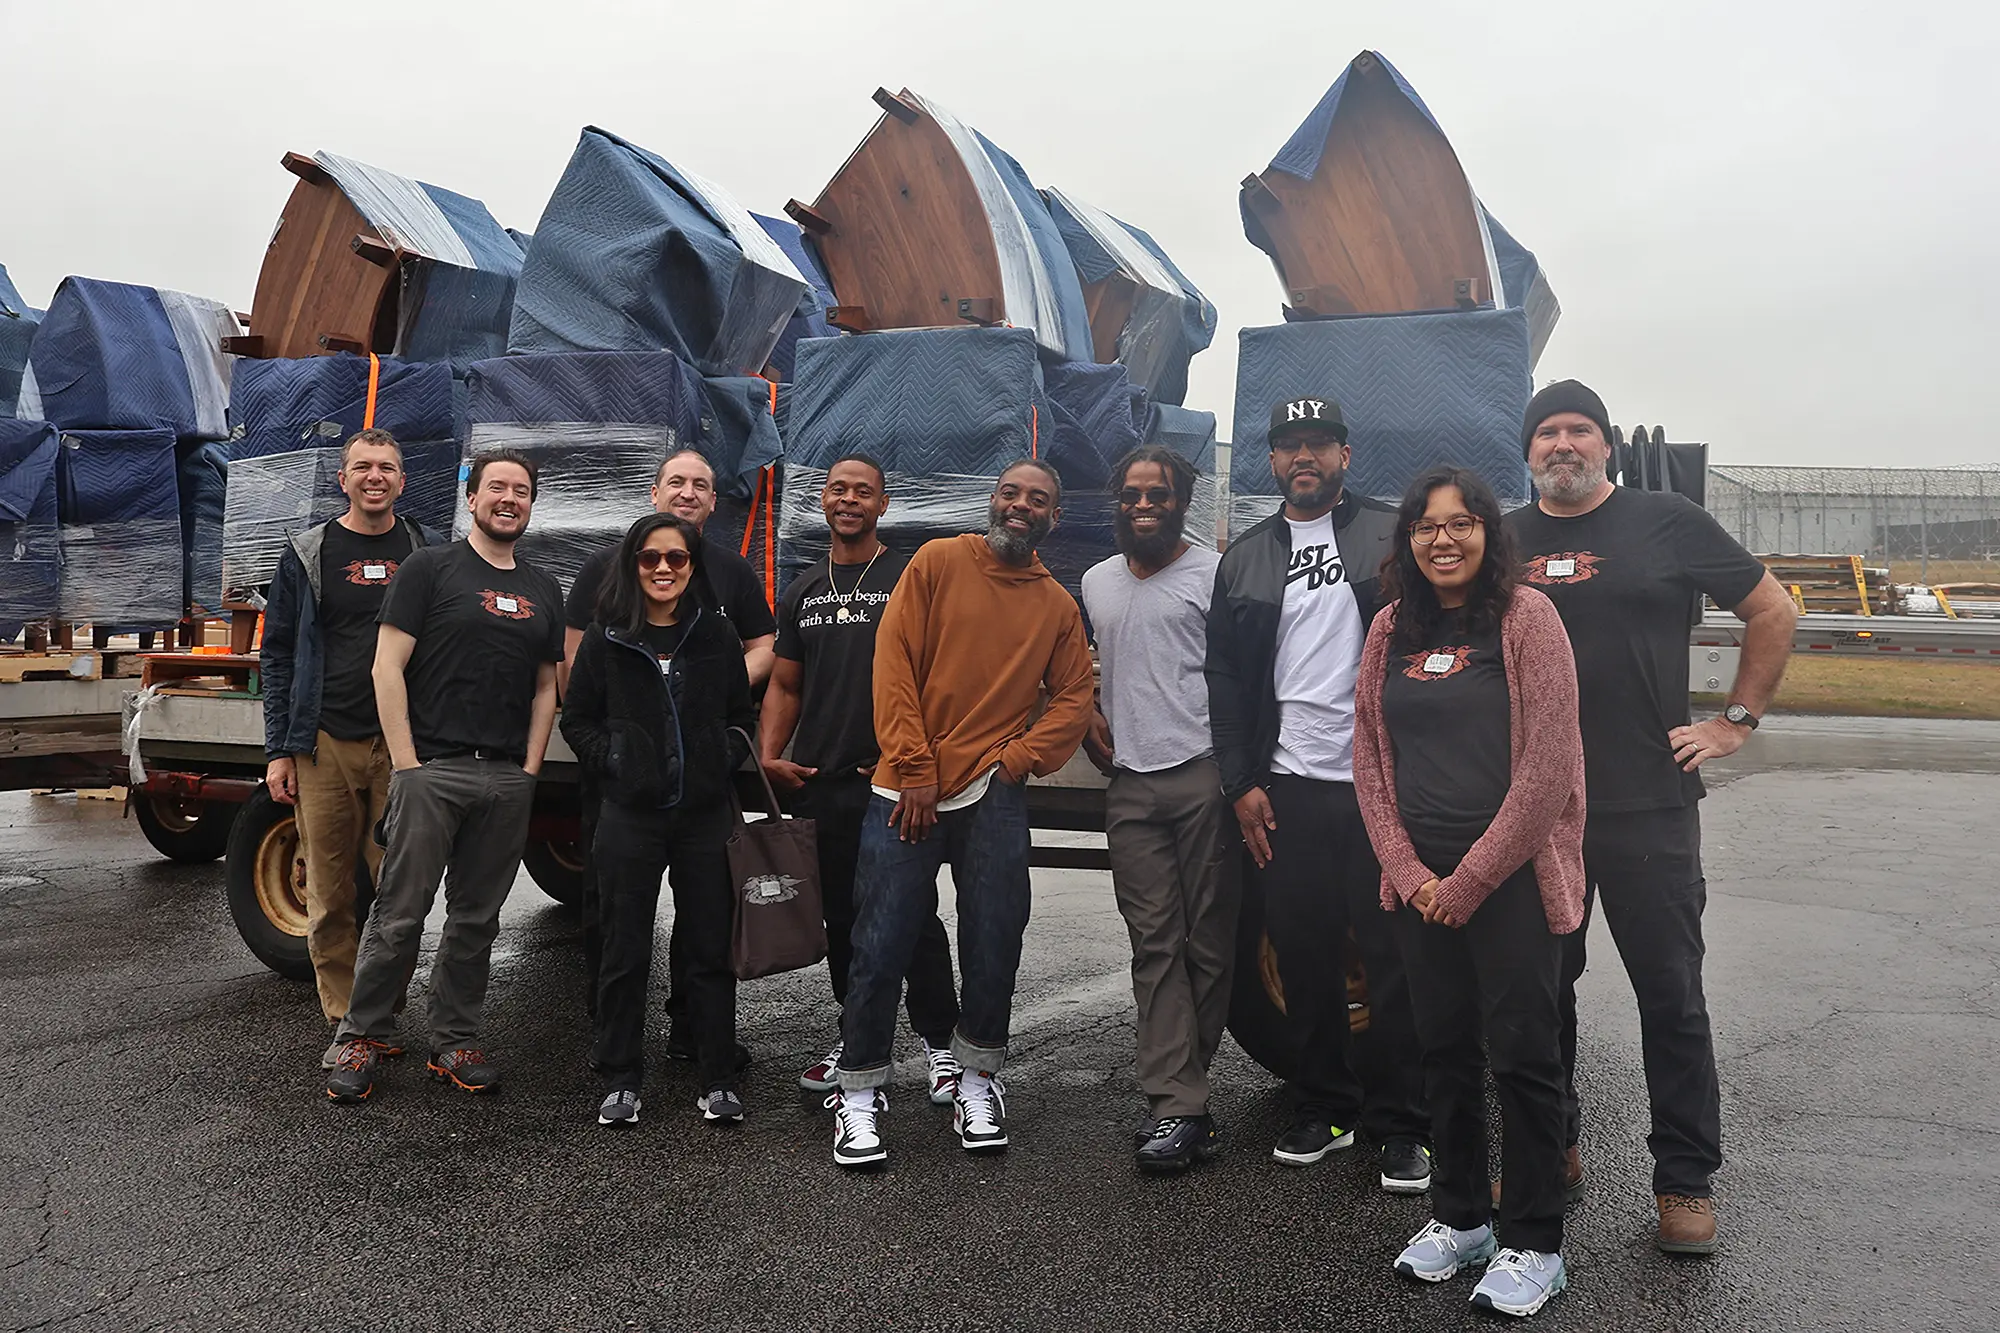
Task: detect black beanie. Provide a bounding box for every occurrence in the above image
[1521,379,1612,457]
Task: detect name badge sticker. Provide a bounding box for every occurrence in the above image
[362,563,387,581]
[1545,558,1576,578]
[1423,653,1457,675]
[495,595,519,614]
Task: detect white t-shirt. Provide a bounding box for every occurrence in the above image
[1270,511,1362,783]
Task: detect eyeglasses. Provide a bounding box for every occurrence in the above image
[1409,515,1483,545]
[636,548,691,572]
[1270,435,1344,457]
[1117,486,1175,508]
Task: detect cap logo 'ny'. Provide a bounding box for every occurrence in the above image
[1287,400,1327,422]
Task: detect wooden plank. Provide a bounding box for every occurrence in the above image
[0,652,101,684]
[245,173,395,361]
[1240,53,1494,318]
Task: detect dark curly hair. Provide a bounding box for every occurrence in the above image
[1379,465,1518,655]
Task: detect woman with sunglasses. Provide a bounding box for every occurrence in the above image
[1351,466,1586,1318]
[560,513,755,1129]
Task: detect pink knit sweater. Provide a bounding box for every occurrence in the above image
[1353,586,1587,934]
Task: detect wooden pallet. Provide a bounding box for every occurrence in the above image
[0,652,103,684]
[139,652,262,697]
[1759,554,1899,616]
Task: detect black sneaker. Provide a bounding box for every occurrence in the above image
[597,1089,641,1128]
[1136,1115,1220,1175]
[325,1038,391,1102]
[698,1087,745,1123]
[1271,1114,1356,1166]
[1379,1137,1433,1193]
[427,1048,500,1094]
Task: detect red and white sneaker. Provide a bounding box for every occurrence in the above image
[923,1040,962,1105]
[799,1039,843,1092]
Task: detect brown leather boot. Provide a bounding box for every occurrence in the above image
[1655,1194,1719,1254]
[1491,1144,1587,1209]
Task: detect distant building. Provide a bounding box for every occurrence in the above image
[1707,464,2000,566]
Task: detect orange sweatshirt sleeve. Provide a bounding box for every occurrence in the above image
[871,544,937,788]
[1002,594,1095,780]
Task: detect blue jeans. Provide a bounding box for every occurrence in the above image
[837,780,1032,1091]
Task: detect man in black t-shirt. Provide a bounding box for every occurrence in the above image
[759,454,963,1100]
[262,429,437,1057]
[1506,380,1796,1255]
[559,447,778,1054]
[326,450,565,1104]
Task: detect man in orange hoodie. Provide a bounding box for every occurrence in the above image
[825,458,1095,1169]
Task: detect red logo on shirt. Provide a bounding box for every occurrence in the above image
[342,559,399,586]
[1402,646,1475,681]
[478,589,537,620]
[1522,552,1602,585]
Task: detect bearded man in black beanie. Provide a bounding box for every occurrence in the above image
[1505,379,1796,1256]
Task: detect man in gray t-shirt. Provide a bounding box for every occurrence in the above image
[1081,447,1238,1175]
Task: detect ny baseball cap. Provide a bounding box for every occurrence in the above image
[1268,396,1347,445]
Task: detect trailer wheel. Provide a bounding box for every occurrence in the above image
[132,792,236,863]
[522,838,584,907]
[225,788,314,981]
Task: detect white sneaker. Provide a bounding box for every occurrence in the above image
[953,1075,1008,1152]
[1394,1218,1497,1282]
[923,1040,962,1105]
[828,1090,889,1168]
[799,1038,843,1092]
[1470,1248,1568,1317]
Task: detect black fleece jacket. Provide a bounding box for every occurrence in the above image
[1205,490,1399,802]
[560,608,755,811]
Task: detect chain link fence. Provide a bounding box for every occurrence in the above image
[1707,464,2000,582]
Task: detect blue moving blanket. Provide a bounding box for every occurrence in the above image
[1231,309,1533,506]
[0,420,60,626]
[55,428,184,625]
[751,213,836,382]
[508,128,809,378]
[461,350,780,590]
[226,353,456,460]
[1,264,41,421]
[16,278,239,441]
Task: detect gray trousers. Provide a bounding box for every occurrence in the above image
[336,756,537,1052]
[1104,756,1240,1118]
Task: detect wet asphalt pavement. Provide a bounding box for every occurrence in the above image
[4,715,1997,1332]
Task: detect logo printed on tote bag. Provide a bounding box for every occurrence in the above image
[742,873,805,905]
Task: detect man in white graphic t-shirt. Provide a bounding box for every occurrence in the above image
[1205,395,1432,1193]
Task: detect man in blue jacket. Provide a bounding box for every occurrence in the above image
[262,429,438,1064]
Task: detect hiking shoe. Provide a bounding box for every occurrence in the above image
[799,1039,843,1092]
[1494,1144,1586,1210]
[1135,1115,1219,1175]
[698,1088,745,1123]
[828,1090,889,1168]
[1394,1219,1497,1282]
[597,1089,641,1128]
[1470,1248,1567,1316]
[427,1049,500,1094]
[1271,1114,1355,1166]
[325,1038,393,1102]
[322,1036,404,1069]
[953,1076,1008,1153]
[1655,1194,1719,1255]
[1379,1138,1434,1193]
[923,1040,963,1105]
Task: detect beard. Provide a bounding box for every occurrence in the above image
[473,509,525,543]
[1531,451,1609,503]
[1285,462,1343,511]
[1113,505,1186,565]
[986,502,1052,564]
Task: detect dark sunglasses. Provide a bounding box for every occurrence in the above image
[1409,515,1483,545]
[636,548,691,572]
[1117,486,1175,508]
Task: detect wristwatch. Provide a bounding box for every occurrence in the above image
[1722,703,1759,730]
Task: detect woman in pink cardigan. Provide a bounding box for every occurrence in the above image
[1353,465,1585,1319]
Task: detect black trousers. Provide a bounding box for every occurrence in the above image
[1260,774,1428,1141]
[580,778,700,1033]
[1559,803,1722,1197]
[1397,848,1567,1255]
[592,798,737,1092]
[792,772,959,1045]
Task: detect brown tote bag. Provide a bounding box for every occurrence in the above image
[726,730,826,980]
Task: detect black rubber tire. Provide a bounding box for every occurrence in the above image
[224,788,314,981]
[522,838,584,907]
[1225,862,1301,1081]
[131,792,236,863]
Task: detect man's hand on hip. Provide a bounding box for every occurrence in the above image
[1669,716,1749,771]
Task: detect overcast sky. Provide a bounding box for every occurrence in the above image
[5,1,1993,467]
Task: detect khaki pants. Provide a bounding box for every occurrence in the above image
[1104,757,1240,1118]
[293,732,391,1022]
